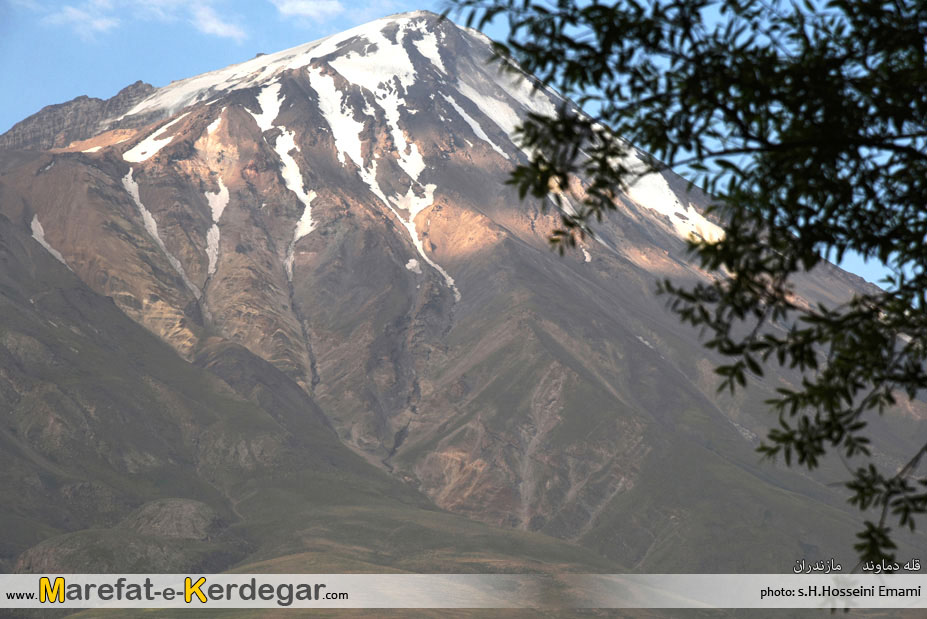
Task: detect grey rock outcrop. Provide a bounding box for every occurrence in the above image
[0,80,154,150]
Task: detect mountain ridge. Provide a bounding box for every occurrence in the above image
[0,81,156,152]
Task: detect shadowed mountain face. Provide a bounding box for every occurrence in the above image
[2,10,926,573]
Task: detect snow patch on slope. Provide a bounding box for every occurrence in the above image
[406,220,460,301]
[30,216,69,267]
[284,179,317,280]
[453,47,559,159]
[206,226,220,276]
[206,177,229,222]
[251,83,283,132]
[377,85,426,179]
[497,70,558,119]
[292,194,317,241]
[456,81,522,139]
[275,130,316,232]
[123,113,189,163]
[329,26,416,92]
[249,82,318,280]
[444,94,508,159]
[123,168,201,297]
[327,20,436,188]
[204,177,229,276]
[306,70,365,167]
[623,151,724,243]
[409,23,447,73]
[308,63,460,301]
[392,183,436,220]
[206,108,225,135]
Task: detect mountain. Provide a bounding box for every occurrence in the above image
[0,171,620,578]
[2,9,926,575]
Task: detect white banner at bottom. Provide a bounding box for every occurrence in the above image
[2,574,927,609]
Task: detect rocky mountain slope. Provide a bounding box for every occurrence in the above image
[0,201,621,576]
[2,10,926,573]
[0,81,155,151]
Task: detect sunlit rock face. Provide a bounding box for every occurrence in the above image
[3,10,918,572]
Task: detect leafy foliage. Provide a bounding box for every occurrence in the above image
[450,0,927,563]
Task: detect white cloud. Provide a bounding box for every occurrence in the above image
[191,4,246,41]
[269,0,344,19]
[36,0,247,42]
[45,5,119,40]
[132,0,189,21]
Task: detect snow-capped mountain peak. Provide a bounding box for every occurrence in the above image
[125,12,491,118]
